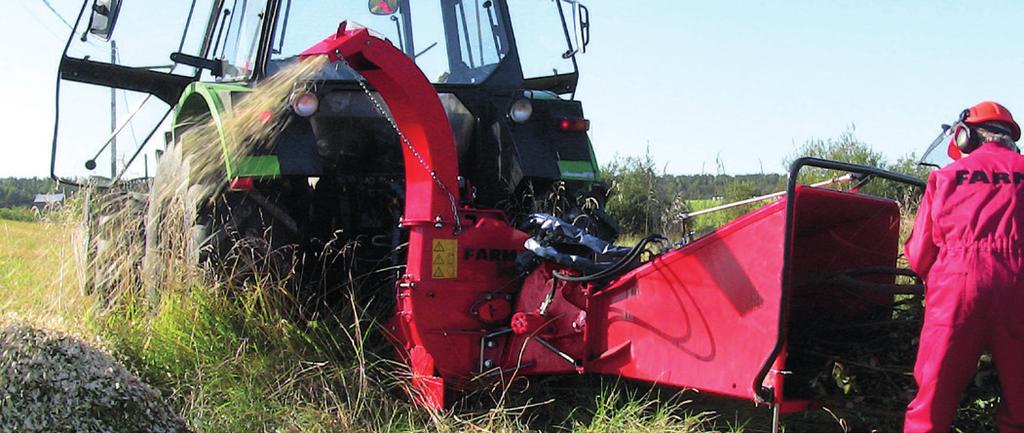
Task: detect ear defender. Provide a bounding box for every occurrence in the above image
[953,109,980,154]
[954,124,972,150]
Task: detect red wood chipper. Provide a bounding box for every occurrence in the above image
[300,24,926,430]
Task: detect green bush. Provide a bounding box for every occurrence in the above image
[0,207,37,222]
[784,126,931,210]
[602,150,786,240]
[603,149,667,236]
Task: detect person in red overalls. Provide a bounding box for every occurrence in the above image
[904,101,1024,433]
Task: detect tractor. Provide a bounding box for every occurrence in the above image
[52,1,927,431]
[55,0,607,302]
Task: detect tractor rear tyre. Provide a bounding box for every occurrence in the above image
[83,184,148,305]
[142,146,303,301]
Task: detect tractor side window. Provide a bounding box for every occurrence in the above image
[506,0,577,79]
[55,0,218,182]
[215,0,267,79]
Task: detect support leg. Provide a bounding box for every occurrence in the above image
[771,402,782,433]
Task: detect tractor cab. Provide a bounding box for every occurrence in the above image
[54,0,600,224]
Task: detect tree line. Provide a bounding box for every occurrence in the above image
[0,178,64,208]
[4,129,932,233]
[601,129,932,238]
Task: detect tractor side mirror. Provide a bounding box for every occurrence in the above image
[559,1,591,58]
[368,0,400,15]
[87,0,123,41]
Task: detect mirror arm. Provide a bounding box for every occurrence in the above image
[554,0,578,61]
[579,4,590,52]
[170,52,224,77]
[390,16,405,52]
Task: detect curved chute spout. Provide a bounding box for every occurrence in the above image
[300,21,467,410]
[300,22,460,226]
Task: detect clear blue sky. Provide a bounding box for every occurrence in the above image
[4,1,1024,177]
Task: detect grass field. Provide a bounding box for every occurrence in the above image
[0,219,51,291]
[0,219,59,293]
[1,216,763,433]
[0,218,87,332]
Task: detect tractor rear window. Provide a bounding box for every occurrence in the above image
[217,0,268,79]
[269,0,510,85]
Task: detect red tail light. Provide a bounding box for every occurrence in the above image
[559,118,590,132]
[229,177,255,191]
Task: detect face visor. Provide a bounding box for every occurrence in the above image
[919,124,959,168]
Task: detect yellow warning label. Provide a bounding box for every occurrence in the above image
[431,239,457,279]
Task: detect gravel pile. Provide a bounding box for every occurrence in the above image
[0,324,190,433]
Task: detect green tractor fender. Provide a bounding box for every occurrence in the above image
[172,82,281,180]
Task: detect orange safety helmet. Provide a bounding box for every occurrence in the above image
[947,101,1021,160]
[963,100,1020,140]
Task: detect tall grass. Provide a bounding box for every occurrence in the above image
[4,214,731,431]
[0,205,90,333]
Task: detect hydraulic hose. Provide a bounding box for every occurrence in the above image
[552,234,665,283]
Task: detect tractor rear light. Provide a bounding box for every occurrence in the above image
[258,110,273,124]
[509,99,533,123]
[229,177,255,191]
[290,90,319,117]
[559,118,590,132]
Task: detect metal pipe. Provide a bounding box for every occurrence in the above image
[456,1,474,68]
[475,0,483,63]
[534,336,581,367]
[110,109,172,184]
[276,0,292,54]
[771,403,782,433]
[678,174,855,221]
[177,0,200,53]
[110,41,118,179]
[87,93,153,164]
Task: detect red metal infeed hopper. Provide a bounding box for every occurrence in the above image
[503,185,901,412]
[596,185,900,409]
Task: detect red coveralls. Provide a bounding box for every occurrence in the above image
[904,142,1024,433]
